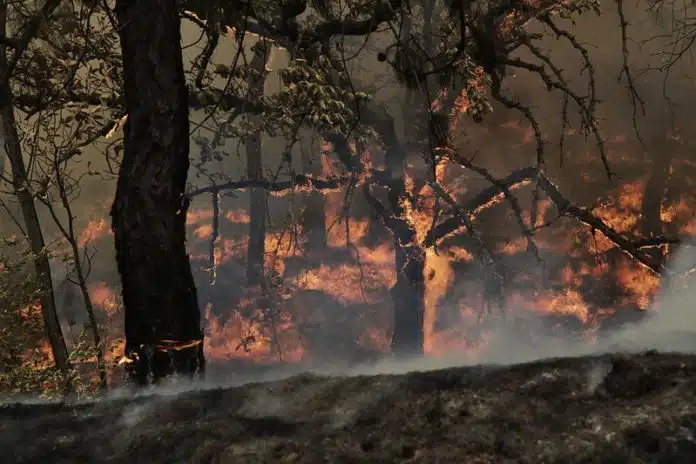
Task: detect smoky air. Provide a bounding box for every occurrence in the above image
[2,1,696,461]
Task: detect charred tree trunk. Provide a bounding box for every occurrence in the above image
[301,140,327,255]
[385,145,426,356]
[309,21,425,353]
[246,41,268,286]
[374,84,425,355]
[641,148,673,240]
[351,110,426,355]
[639,134,677,291]
[389,16,425,356]
[390,243,426,355]
[0,5,71,373]
[112,0,204,384]
[205,188,219,309]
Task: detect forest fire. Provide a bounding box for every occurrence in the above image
[1,0,688,388]
[52,123,694,377]
[0,0,693,414]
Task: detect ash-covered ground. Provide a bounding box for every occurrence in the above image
[3,350,696,463]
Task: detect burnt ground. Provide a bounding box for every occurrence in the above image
[2,351,696,463]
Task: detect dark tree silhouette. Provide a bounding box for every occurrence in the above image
[112,0,204,384]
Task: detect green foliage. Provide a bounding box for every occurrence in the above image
[0,238,58,398]
[556,0,602,18]
[0,238,43,370]
[0,239,116,400]
[269,57,372,134]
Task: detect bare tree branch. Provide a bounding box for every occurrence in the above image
[427,164,674,276]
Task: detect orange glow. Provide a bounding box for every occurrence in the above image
[22,96,695,389]
[424,248,454,354]
[615,259,659,310]
[204,304,305,363]
[78,219,110,248]
[226,210,250,224]
[186,208,213,225]
[88,281,121,315]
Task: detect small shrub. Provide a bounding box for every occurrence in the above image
[0,238,117,400]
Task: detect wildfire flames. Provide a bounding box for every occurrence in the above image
[20,121,696,379]
[181,127,690,364]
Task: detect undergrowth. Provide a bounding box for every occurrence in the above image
[0,237,117,400]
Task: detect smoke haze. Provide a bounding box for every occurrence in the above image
[2,1,696,405]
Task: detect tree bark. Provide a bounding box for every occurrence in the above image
[368,85,425,355]
[641,136,675,257]
[384,145,426,356]
[112,0,204,384]
[0,132,4,179]
[301,140,327,255]
[0,4,71,373]
[348,72,425,356]
[385,14,425,357]
[638,133,677,293]
[340,103,426,355]
[640,153,671,268]
[246,41,268,286]
[390,241,426,355]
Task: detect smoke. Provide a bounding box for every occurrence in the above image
[2,245,694,410]
[119,403,153,428]
[585,359,613,395]
[599,244,696,353]
[4,1,696,410]
[346,241,696,378]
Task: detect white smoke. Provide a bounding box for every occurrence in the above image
[3,243,696,409]
[348,242,696,377]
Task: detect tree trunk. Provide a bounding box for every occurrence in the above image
[641,156,671,260]
[422,0,436,55]
[246,41,268,286]
[301,139,327,255]
[112,0,204,384]
[385,144,426,356]
[639,134,677,294]
[0,134,4,179]
[382,80,426,355]
[641,150,673,240]
[0,4,71,373]
[641,170,670,238]
[387,15,425,356]
[390,241,426,355]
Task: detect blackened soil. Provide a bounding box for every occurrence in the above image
[2,351,696,463]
